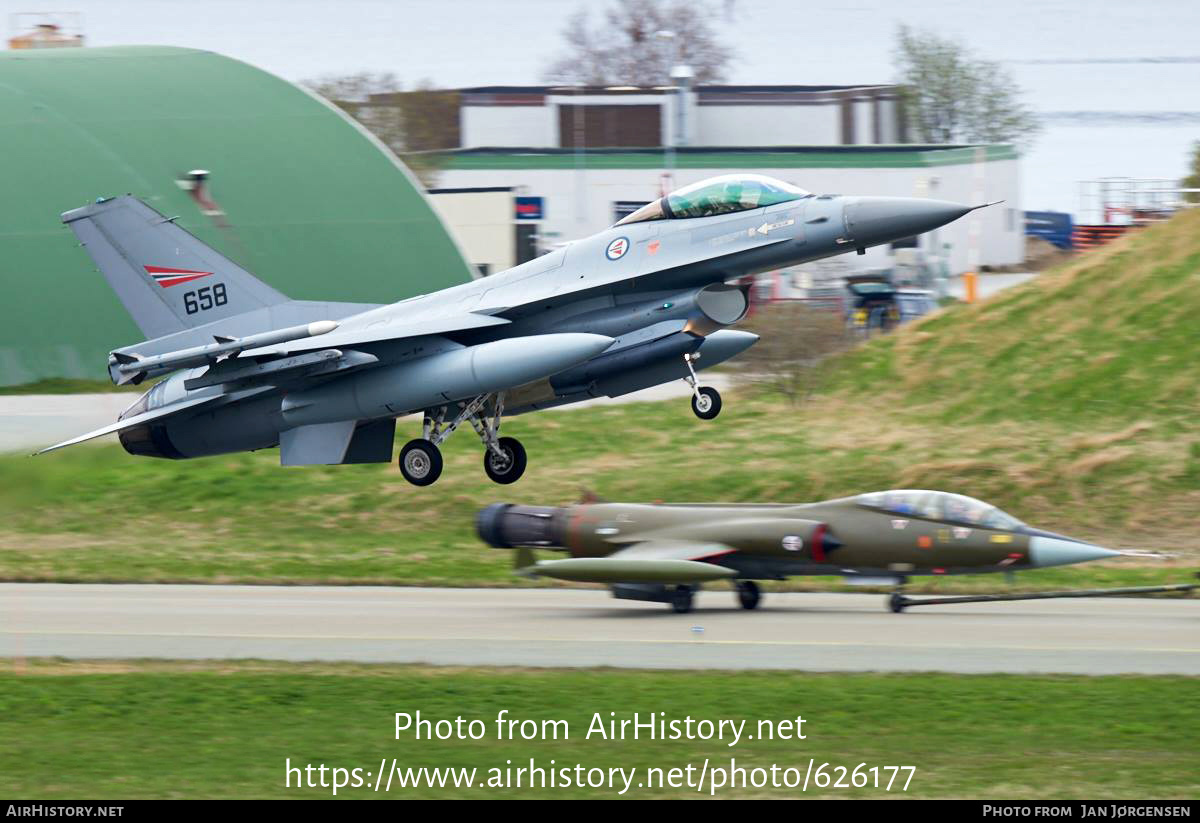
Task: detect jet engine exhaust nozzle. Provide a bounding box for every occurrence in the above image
[476,503,566,549]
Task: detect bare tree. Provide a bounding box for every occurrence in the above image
[303,72,403,103]
[732,303,851,406]
[544,0,732,87]
[893,25,1039,148]
[302,74,456,187]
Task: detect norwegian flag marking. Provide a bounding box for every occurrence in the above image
[144,265,213,288]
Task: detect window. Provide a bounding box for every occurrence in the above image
[614,174,810,226]
[857,490,1024,529]
[616,199,666,225]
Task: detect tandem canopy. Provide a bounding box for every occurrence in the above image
[615,174,810,225]
[856,490,1025,530]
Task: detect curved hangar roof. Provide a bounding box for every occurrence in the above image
[0,46,472,385]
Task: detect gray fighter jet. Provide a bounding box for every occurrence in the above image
[476,491,1124,613]
[39,175,983,485]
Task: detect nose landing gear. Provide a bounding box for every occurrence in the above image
[736,580,761,610]
[683,352,722,420]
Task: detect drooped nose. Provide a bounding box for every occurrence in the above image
[1028,535,1121,568]
[843,197,972,247]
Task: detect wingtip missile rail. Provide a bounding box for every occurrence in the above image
[109,320,339,384]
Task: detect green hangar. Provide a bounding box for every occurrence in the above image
[0,45,472,386]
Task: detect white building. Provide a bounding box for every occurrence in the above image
[456,84,908,149]
[427,187,519,276]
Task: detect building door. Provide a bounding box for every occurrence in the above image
[516,224,540,264]
[558,104,662,147]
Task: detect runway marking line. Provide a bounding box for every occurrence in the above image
[1,630,1196,655]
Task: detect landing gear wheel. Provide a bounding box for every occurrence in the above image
[670,585,695,614]
[888,592,908,614]
[399,439,443,486]
[691,387,722,420]
[483,436,527,485]
[736,580,761,610]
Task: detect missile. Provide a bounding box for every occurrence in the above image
[280,333,615,426]
[110,320,339,384]
[527,557,735,584]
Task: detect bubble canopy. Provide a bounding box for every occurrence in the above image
[615,174,811,226]
[856,490,1025,530]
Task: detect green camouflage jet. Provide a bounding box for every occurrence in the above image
[476,490,1122,613]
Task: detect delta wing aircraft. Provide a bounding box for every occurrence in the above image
[40,175,982,485]
[476,490,1124,612]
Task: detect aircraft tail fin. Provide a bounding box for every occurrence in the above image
[62,196,289,339]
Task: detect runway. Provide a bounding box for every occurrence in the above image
[2,583,1196,675]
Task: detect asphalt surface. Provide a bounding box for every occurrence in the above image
[2,583,1195,675]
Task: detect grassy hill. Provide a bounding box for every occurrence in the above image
[0,211,1196,588]
[839,208,1200,425]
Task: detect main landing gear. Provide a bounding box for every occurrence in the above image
[736,580,761,610]
[670,585,695,614]
[666,581,760,613]
[398,392,527,487]
[682,352,722,420]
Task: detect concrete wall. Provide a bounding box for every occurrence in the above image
[461,104,557,148]
[428,190,516,275]
[459,88,903,149]
[693,105,841,146]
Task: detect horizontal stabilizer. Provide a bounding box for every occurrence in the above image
[34,394,218,455]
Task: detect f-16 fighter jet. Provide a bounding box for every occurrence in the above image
[475,490,1122,612]
[40,175,983,485]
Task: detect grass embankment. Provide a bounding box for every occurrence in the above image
[0,388,1196,589]
[0,211,1197,589]
[1,660,1195,799]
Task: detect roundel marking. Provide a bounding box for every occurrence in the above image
[781,535,804,552]
[605,236,630,260]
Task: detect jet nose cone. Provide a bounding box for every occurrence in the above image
[844,197,972,247]
[1028,535,1121,568]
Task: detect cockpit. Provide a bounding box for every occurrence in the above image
[614,174,811,226]
[855,490,1025,530]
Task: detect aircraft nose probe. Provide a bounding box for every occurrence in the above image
[1027,535,1122,568]
[841,197,1000,252]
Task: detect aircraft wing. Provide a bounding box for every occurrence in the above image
[608,539,737,563]
[239,311,512,357]
[33,394,222,455]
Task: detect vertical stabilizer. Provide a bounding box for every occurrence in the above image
[62,196,288,338]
